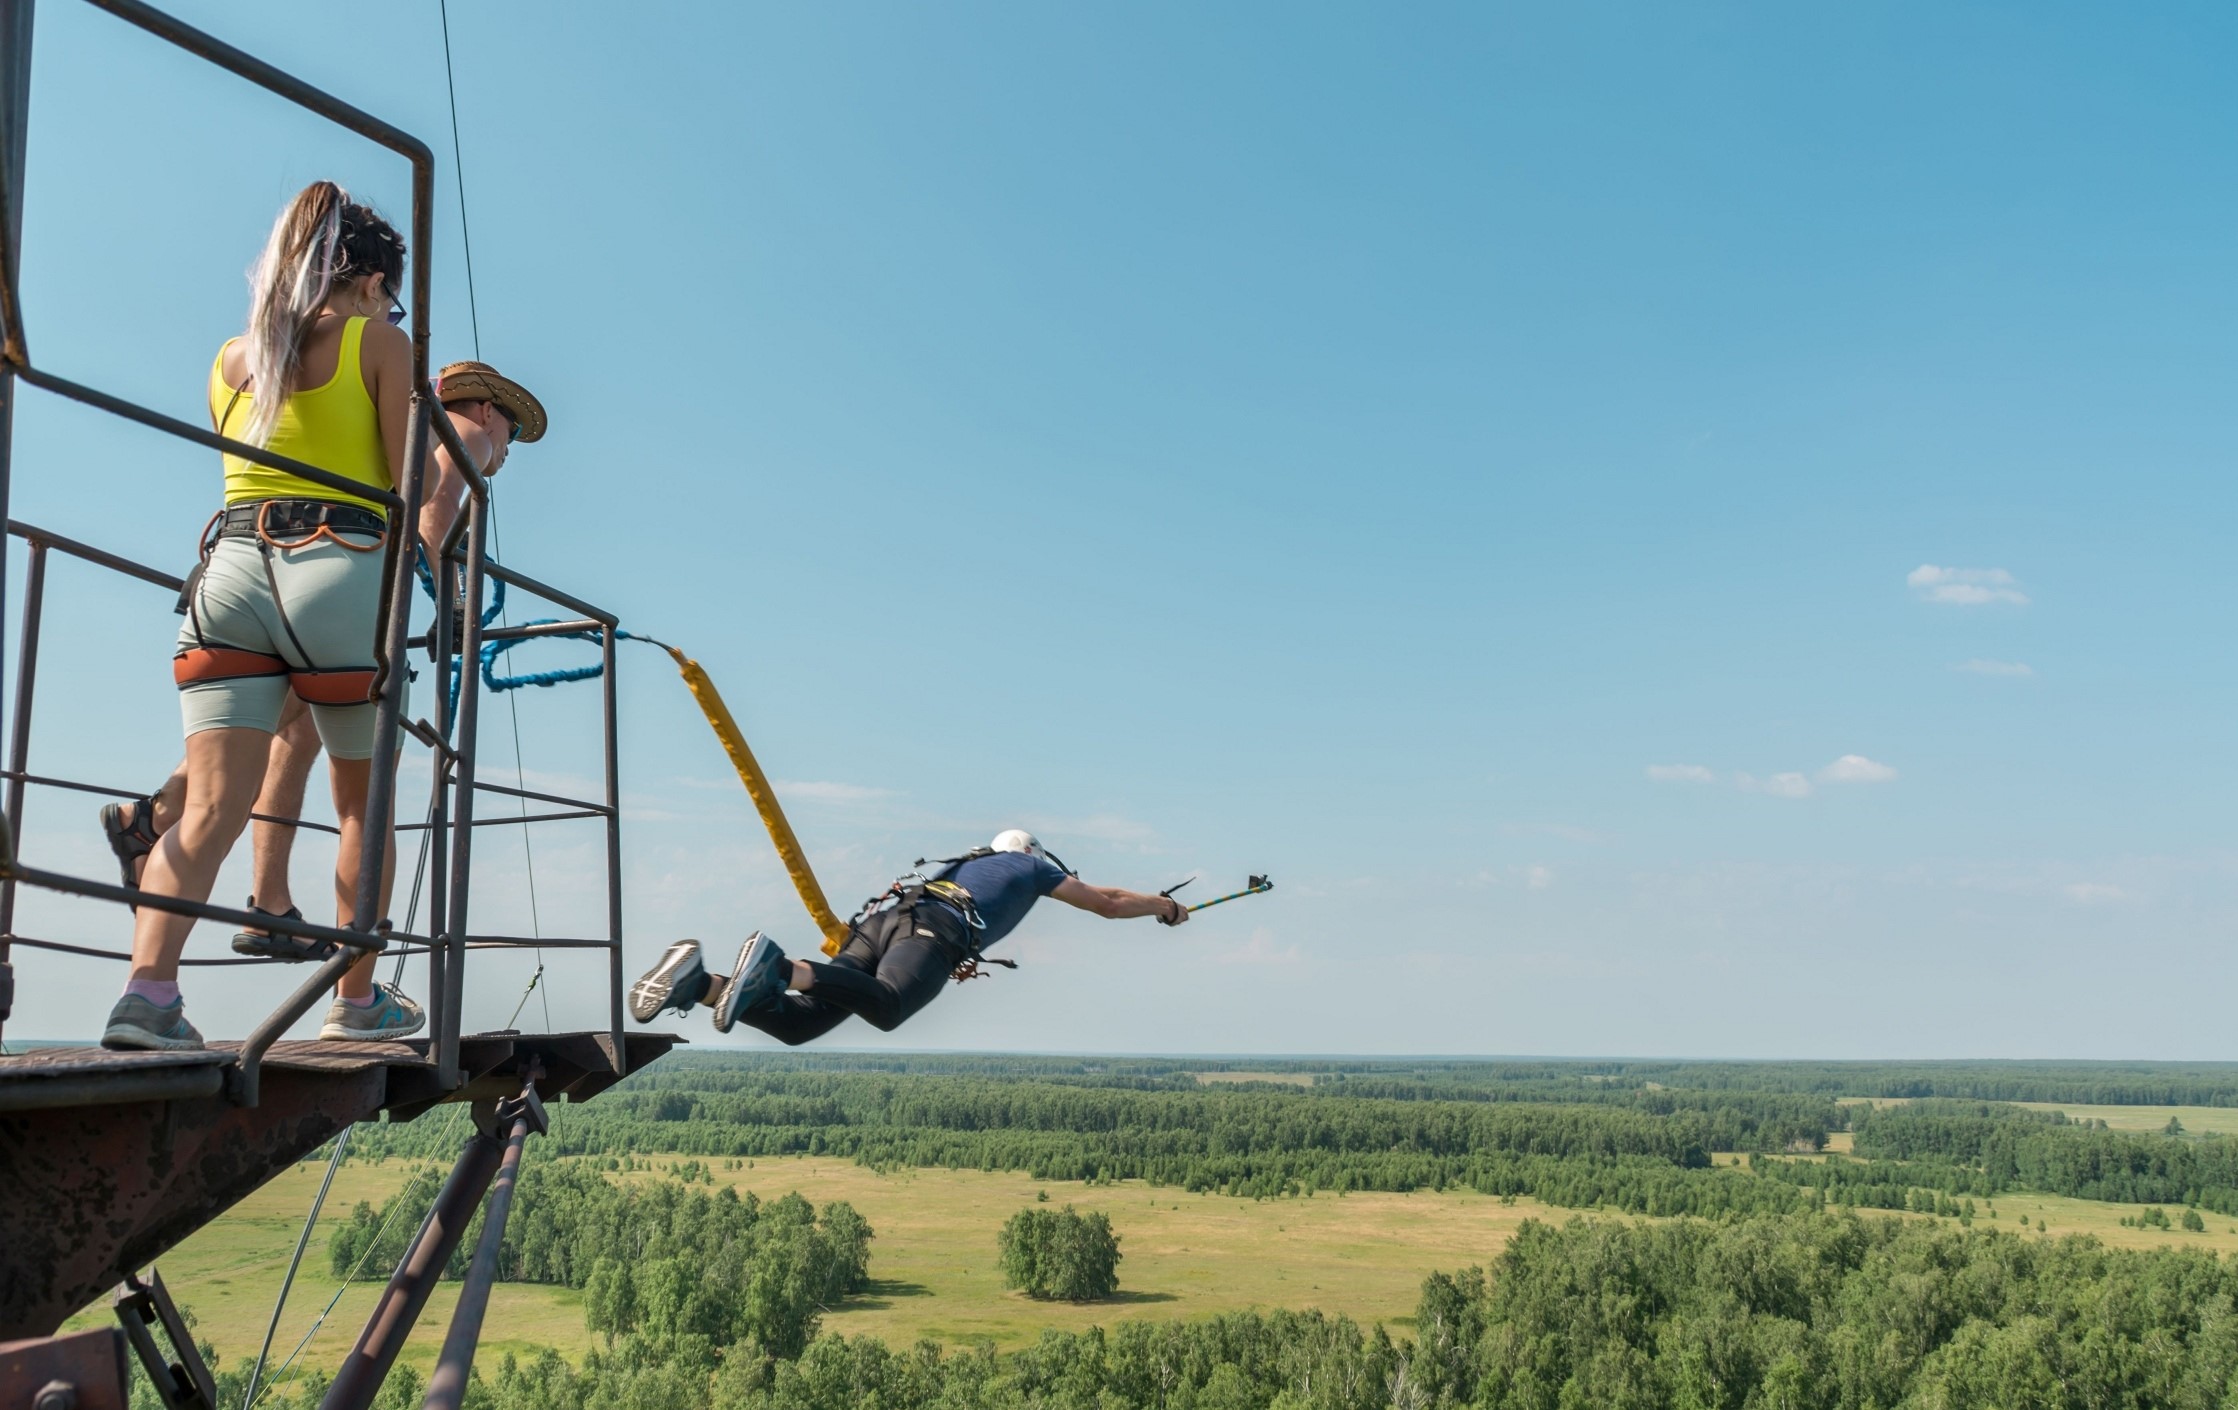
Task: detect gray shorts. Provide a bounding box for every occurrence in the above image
[176,533,401,761]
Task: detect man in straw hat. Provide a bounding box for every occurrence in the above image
[99,360,545,1035]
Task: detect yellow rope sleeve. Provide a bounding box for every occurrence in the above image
[663,646,850,956]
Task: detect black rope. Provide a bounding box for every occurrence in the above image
[9,934,274,966]
[7,934,435,965]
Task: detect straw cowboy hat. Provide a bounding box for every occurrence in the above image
[433,360,548,444]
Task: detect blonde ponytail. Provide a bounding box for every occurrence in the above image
[238,181,346,448]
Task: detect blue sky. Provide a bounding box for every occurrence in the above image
[6,1,2233,1055]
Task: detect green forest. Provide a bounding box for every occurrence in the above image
[338,1058,2238,1216]
[152,1054,2238,1410]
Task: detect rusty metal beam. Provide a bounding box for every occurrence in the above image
[0,1065,386,1338]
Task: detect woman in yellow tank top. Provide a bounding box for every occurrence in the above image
[102,181,424,1052]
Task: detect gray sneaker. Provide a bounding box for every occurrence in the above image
[101,992,205,1051]
[318,982,426,1041]
[712,932,789,1034]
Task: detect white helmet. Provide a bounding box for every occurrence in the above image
[990,829,1045,859]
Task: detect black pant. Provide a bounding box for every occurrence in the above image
[741,901,967,1046]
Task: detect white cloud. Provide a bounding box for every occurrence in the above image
[1818,754,1897,784]
[1955,659,2034,678]
[2062,882,2126,905]
[1908,565,2029,606]
[1656,758,1892,798]
[1525,864,1554,891]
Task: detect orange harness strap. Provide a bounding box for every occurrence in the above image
[174,650,374,706]
[287,669,377,706]
[174,646,288,687]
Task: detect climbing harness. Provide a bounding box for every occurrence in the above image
[175,499,389,706]
[842,869,1018,984]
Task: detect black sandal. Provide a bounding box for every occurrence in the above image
[99,795,160,903]
[230,900,337,962]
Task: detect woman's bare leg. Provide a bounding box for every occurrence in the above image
[326,754,396,1001]
[128,727,273,981]
[244,703,321,922]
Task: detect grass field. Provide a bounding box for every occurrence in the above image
[61,1157,589,1389]
[67,1140,2238,1390]
[2008,1102,2238,1136]
[66,1154,1571,1382]
[1956,1191,2238,1253]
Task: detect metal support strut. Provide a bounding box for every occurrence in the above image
[321,1113,506,1410]
[420,1066,546,1410]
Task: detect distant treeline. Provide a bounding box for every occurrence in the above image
[238,1211,2238,1409]
[333,1062,2238,1221]
[342,1071,1840,1212]
[1841,1099,2238,1214]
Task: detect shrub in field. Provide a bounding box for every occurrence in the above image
[997,1205,1121,1301]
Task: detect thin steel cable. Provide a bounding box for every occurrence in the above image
[440,0,542,1031]
[248,1103,468,1410]
[438,0,481,360]
[489,507,551,1032]
[388,787,442,989]
[242,1126,352,1410]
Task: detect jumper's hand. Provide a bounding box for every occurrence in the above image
[1159,896,1189,926]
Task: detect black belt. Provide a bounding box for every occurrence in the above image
[216,499,388,541]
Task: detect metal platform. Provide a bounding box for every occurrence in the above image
[0,1030,679,1340]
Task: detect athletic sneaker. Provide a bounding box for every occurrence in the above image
[629,940,711,1022]
[713,932,789,1034]
[101,993,205,1051]
[317,983,426,1041]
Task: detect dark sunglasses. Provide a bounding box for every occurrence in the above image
[499,409,521,443]
[384,291,407,327]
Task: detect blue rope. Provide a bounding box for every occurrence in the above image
[415,546,506,628]
[413,556,662,702]
[481,619,663,693]
[482,620,604,691]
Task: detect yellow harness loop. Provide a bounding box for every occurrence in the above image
[662,645,851,956]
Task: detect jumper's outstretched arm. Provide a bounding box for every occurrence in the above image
[1052,876,1189,925]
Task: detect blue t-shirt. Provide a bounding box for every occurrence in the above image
[931,851,1069,948]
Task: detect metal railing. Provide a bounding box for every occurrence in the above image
[0,0,628,1100]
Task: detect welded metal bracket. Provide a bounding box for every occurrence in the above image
[112,1270,213,1410]
[493,1082,547,1138]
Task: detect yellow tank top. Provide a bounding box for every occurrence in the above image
[209,315,391,514]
